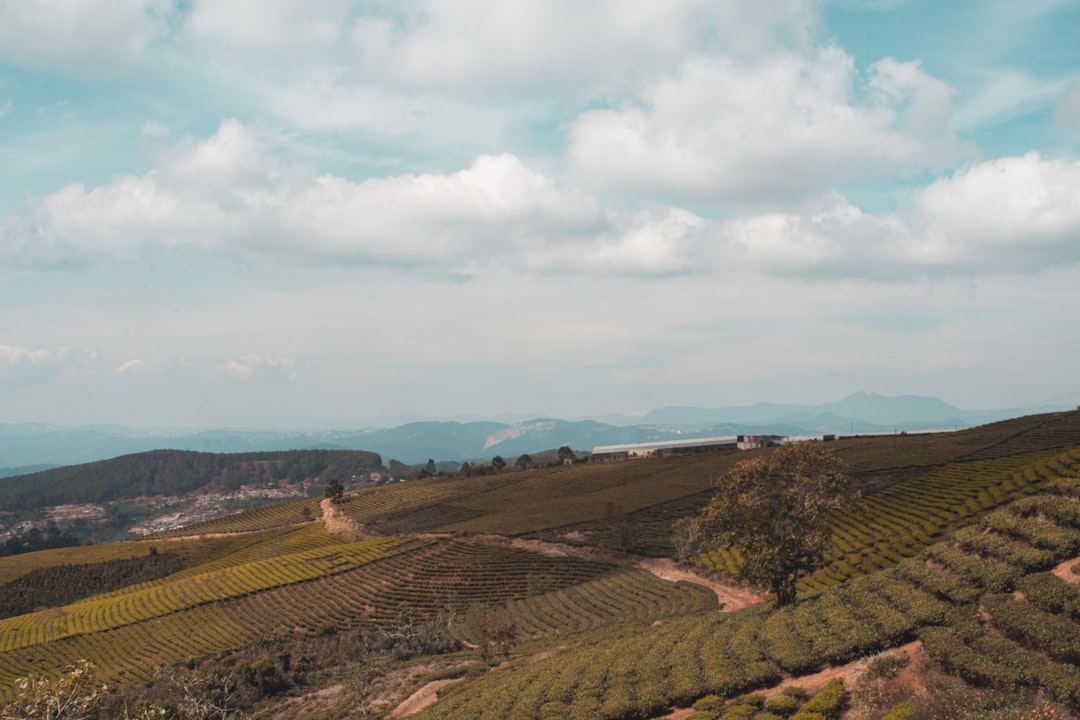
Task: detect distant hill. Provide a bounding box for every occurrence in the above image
[0,464,60,479]
[0,448,383,512]
[641,391,1064,431]
[1,392,1069,467]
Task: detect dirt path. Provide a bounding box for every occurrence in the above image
[634,556,762,610]
[320,498,366,541]
[452,535,762,610]
[385,678,464,720]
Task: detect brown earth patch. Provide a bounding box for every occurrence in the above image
[1052,555,1080,586]
[385,678,464,720]
[320,497,366,541]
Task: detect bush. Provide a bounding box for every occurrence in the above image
[880,701,920,720]
[720,705,758,720]
[865,652,909,681]
[789,713,826,720]
[798,678,846,719]
[693,694,725,712]
[763,693,801,716]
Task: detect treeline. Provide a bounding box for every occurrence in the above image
[0,449,383,511]
[1,524,80,557]
[0,551,186,619]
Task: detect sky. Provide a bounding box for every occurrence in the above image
[1,0,1079,429]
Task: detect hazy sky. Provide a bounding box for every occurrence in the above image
[2,0,1079,428]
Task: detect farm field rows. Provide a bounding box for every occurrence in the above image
[414,471,1080,719]
[2,409,1080,715]
[0,536,408,679]
[701,446,1080,590]
[0,536,718,698]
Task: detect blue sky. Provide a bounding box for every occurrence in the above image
[1,0,1079,429]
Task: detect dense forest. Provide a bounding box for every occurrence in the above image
[0,449,383,510]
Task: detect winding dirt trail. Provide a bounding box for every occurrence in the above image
[448,534,762,610]
[385,678,463,720]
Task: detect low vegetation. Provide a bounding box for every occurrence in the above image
[0,409,1078,719]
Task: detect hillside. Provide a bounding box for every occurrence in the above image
[0,409,1078,719]
[0,449,384,543]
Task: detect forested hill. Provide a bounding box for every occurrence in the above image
[0,449,383,511]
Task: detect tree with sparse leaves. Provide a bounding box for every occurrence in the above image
[514,454,531,470]
[694,442,855,606]
[491,456,506,471]
[324,478,345,504]
[557,445,576,464]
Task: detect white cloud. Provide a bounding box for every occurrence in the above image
[715,152,1080,278]
[185,0,351,66]
[216,355,297,381]
[4,121,623,272]
[0,100,11,118]
[113,359,145,377]
[567,47,962,207]
[0,0,168,78]
[904,152,1080,272]
[7,121,1079,284]
[182,0,816,93]
[0,345,95,383]
[344,0,817,93]
[176,0,819,145]
[869,58,954,133]
[579,209,708,276]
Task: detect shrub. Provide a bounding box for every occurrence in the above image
[865,652,909,681]
[720,705,758,720]
[798,678,846,719]
[763,692,801,716]
[880,701,920,720]
[730,693,765,708]
[693,694,725,712]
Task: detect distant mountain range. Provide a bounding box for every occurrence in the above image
[0,392,1070,469]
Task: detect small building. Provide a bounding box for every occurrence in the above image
[736,434,788,450]
[590,436,740,462]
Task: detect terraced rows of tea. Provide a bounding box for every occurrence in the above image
[357,410,1080,551]
[0,533,720,698]
[150,496,322,537]
[449,568,718,645]
[4,409,1080,712]
[344,454,744,537]
[414,473,1080,720]
[0,535,410,693]
[701,446,1080,590]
